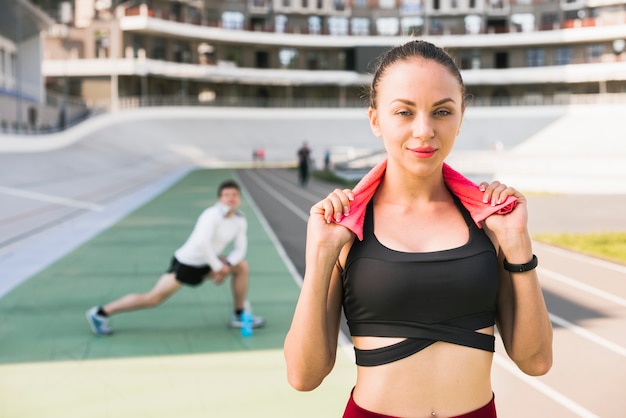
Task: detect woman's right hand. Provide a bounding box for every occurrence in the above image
[307,188,355,250]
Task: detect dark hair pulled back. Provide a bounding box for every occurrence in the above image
[368,40,466,110]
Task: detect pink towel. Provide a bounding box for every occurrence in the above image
[336,159,518,241]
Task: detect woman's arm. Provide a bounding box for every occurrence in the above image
[284,189,354,391]
[495,248,553,376]
[482,183,553,376]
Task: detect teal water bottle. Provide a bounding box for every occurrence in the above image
[241,302,253,337]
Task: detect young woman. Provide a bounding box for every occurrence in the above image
[284,41,552,418]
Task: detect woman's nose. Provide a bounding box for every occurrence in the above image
[412,113,434,139]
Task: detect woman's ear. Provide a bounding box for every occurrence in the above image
[368,107,382,138]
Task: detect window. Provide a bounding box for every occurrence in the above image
[173,40,190,63]
[402,0,422,13]
[433,0,440,11]
[308,16,322,35]
[329,16,349,36]
[586,44,603,62]
[275,14,287,33]
[464,14,481,34]
[459,53,471,70]
[333,0,345,11]
[555,47,571,65]
[307,51,328,70]
[380,0,395,9]
[495,51,508,68]
[377,18,399,36]
[354,0,366,6]
[222,11,244,30]
[225,47,242,66]
[511,13,534,32]
[351,18,370,36]
[152,38,166,61]
[526,48,544,67]
[401,17,424,36]
[279,48,298,68]
[132,35,144,58]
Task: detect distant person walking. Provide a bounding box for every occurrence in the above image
[86,179,265,336]
[324,149,331,171]
[297,141,311,186]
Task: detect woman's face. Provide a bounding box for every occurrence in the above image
[368,57,464,178]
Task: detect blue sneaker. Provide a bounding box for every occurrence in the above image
[86,306,112,336]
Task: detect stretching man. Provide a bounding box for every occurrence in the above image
[86,179,265,336]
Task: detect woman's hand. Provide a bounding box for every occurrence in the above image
[479,181,531,260]
[307,188,355,251]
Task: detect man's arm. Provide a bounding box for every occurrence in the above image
[197,208,225,271]
[225,217,248,266]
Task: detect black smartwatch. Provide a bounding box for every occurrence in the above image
[503,254,538,273]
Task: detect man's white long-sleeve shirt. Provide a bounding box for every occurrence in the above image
[174,202,247,271]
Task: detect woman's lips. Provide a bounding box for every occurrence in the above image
[409,147,437,158]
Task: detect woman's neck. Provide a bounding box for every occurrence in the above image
[377,162,449,205]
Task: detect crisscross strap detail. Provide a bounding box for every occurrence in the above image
[350,313,495,367]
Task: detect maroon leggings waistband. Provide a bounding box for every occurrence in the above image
[343,391,497,418]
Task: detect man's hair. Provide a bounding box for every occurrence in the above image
[217,179,241,197]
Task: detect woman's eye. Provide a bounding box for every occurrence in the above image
[396,110,412,116]
[435,109,451,116]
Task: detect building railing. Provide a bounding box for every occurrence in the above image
[3,92,626,136]
[116,92,626,110]
[121,5,626,37]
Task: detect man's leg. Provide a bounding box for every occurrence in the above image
[230,260,249,313]
[87,272,182,335]
[103,272,182,315]
[228,260,265,328]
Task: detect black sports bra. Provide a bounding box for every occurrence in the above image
[342,194,500,366]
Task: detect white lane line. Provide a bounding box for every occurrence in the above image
[245,172,310,222]
[237,172,304,285]
[0,186,104,211]
[241,172,356,360]
[549,313,626,358]
[540,267,626,308]
[534,241,626,274]
[493,354,600,418]
[257,170,319,201]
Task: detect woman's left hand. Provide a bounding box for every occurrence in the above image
[479,181,530,248]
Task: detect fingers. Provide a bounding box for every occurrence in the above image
[479,181,522,206]
[311,188,354,223]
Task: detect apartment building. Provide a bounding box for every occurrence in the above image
[0,0,56,131]
[38,0,626,110]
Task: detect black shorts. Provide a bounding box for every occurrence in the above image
[167,257,211,287]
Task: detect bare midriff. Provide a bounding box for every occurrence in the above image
[352,326,494,418]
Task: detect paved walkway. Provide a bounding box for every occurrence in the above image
[0,168,354,418]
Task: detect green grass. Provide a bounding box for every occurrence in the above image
[533,232,626,265]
